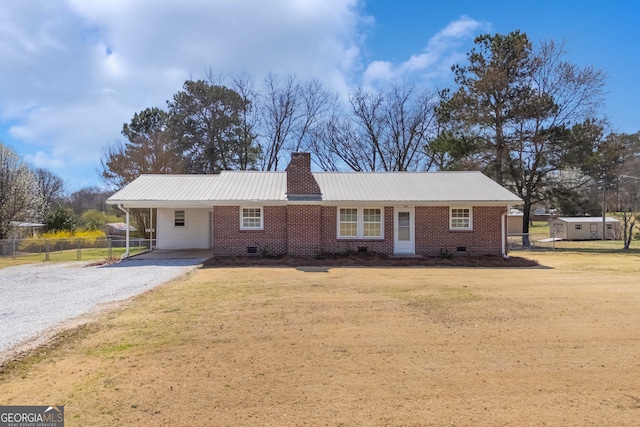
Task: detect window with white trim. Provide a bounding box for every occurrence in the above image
[450,207,472,230]
[575,224,582,230]
[241,207,263,230]
[174,210,186,227]
[363,208,382,237]
[339,208,358,237]
[338,208,383,239]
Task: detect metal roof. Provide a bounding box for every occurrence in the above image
[313,171,521,203]
[107,170,521,206]
[553,217,620,223]
[212,172,287,200]
[10,221,45,227]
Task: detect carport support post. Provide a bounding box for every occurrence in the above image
[149,208,153,250]
[118,204,130,258]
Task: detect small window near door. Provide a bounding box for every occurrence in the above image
[174,210,185,227]
[450,207,472,230]
[575,224,582,230]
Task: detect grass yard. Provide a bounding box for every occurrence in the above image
[1,251,640,426]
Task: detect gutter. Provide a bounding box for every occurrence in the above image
[117,204,130,258]
[501,210,509,259]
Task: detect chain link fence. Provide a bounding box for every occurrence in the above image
[0,236,154,261]
[508,233,635,251]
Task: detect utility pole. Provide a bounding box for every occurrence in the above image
[602,177,606,241]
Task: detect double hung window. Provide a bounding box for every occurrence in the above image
[241,207,263,230]
[174,210,186,227]
[450,207,472,230]
[338,208,383,239]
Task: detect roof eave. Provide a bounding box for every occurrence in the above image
[107,199,521,208]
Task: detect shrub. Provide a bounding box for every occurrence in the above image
[40,230,106,239]
[81,209,109,231]
[46,207,77,232]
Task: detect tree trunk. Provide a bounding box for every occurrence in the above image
[521,198,531,248]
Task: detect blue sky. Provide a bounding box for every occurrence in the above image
[0,0,637,192]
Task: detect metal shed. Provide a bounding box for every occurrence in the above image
[507,208,524,235]
[548,217,620,241]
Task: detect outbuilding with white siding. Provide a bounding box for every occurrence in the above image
[548,217,620,241]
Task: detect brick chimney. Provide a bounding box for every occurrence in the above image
[286,152,322,200]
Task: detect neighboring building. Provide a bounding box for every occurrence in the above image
[8,221,45,238]
[531,207,555,222]
[548,217,620,241]
[107,153,522,257]
[103,222,137,236]
[507,208,524,235]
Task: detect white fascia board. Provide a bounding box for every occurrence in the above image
[324,200,521,207]
[107,200,215,209]
[107,199,521,208]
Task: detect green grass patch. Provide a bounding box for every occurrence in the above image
[0,246,148,269]
[90,342,134,358]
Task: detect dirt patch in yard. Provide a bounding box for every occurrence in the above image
[1,251,640,426]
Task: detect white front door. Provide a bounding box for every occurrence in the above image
[394,207,415,254]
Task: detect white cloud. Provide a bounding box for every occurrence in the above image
[0,0,367,188]
[363,15,488,87]
[0,3,494,190]
[24,150,66,171]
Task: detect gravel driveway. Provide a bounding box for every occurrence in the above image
[0,258,206,358]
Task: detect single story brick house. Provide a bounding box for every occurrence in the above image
[107,153,522,257]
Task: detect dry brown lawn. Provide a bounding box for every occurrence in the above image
[2,251,640,426]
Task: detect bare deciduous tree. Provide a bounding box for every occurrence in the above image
[311,83,438,172]
[258,74,337,170]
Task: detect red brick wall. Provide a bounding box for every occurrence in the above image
[212,204,506,257]
[287,205,322,256]
[212,206,287,256]
[286,152,321,196]
[415,206,506,256]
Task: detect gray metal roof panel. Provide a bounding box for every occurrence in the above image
[107,175,223,201]
[107,172,287,203]
[211,172,286,200]
[313,171,522,203]
[108,171,521,204]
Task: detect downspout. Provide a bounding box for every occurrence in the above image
[117,204,130,258]
[501,210,509,259]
